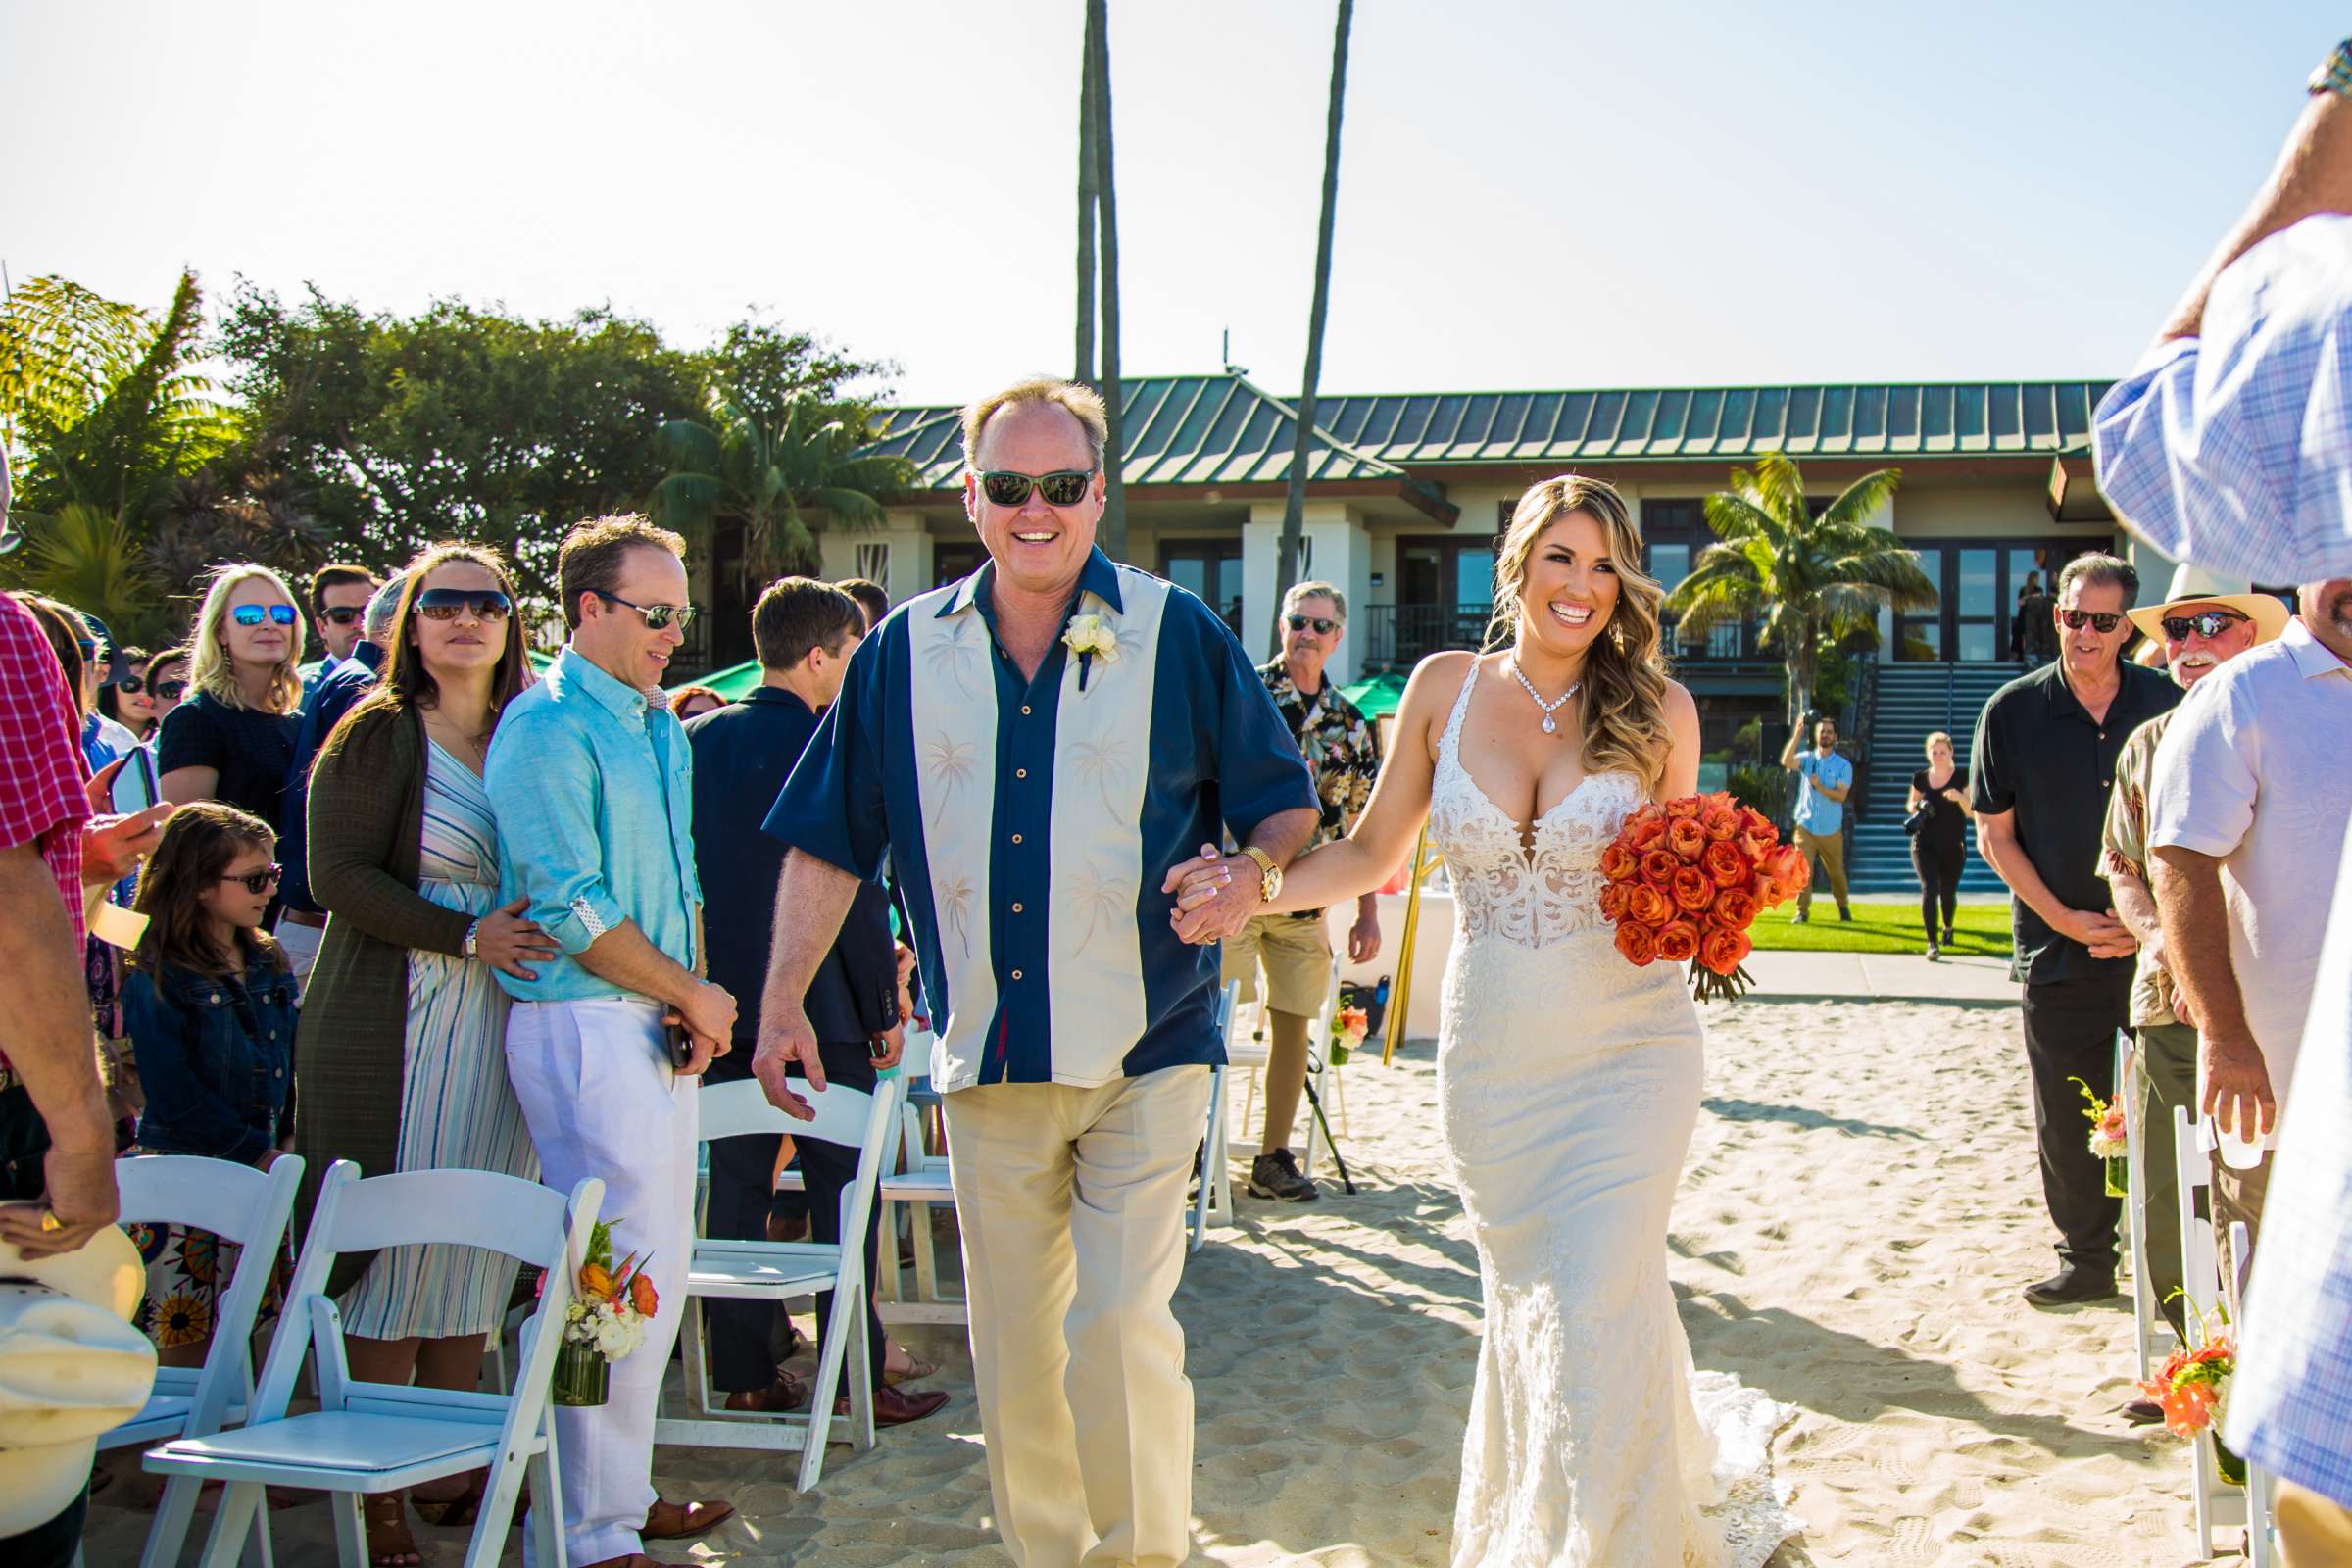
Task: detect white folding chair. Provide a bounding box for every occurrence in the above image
[1191,981,1245,1251]
[874,1058,965,1327]
[143,1162,603,1568]
[2172,1105,2248,1556]
[108,1153,302,1568]
[2223,1219,2277,1567]
[2120,1031,2176,1383]
[662,1075,905,1491]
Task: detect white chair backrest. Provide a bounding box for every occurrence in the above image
[697,1076,906,1249]
[248,1161,602,1426]
[1215,979,1240,1044]
[114,1153,303,1437]
[321,1166,580,1269]
[699,1076,893,1152]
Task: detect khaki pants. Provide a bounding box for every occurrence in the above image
[1794,826,1849,916]
[2278,1479,2352,1567]
[2213,1138,2273,1304]
[944,1065,1214,1568]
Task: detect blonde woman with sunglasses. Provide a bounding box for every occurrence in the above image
[157,566,308,839]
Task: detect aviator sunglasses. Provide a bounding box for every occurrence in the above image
[592,589,697,632]
[219,864,284,896]
[414,587,514,621]
[230,604,300,628]
[1286,613,1339,635]
[2160,609,2250,642]
[979,469,1094,508]
[2057,608,2124,634]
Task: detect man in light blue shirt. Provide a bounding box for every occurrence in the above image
[484,514,736,1567]
[1782,713,1852,922]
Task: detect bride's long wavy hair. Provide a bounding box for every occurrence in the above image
[1484,474,1676,793]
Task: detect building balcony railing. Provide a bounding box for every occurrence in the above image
[1359,603,1768,669]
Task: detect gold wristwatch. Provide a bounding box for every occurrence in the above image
[1239,845,1283,906]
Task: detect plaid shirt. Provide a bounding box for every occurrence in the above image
[0,596,94,1082]
[2092,210,2352,587]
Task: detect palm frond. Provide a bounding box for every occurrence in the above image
[5,503,162,633]
[1700,491,1777,545]
[1753,451,1809,529]
[1817,466,1902,531]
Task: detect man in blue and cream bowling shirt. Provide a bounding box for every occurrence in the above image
[757,377,1317,1568]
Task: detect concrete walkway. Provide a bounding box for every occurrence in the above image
[1740,948,2016,1004]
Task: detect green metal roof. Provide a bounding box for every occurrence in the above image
[1310,381,2113,464]
[863,375,2117,485]
[864,374,1427,492]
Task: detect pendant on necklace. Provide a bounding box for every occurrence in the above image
[1542,713,1557,734]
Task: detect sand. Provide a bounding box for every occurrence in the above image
[85,984,2224,1567]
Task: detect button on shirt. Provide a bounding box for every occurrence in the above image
[2148,618,2352,1100]
[484,644,701,1002]
[1789,749,1852,836]
[2093,213,2352,587]
[767,549,1315,1092]
[1970,659,2180,984]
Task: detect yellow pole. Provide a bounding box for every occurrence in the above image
[1382,827,1434,1067]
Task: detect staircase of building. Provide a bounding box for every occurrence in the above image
[1847,662,2021,896]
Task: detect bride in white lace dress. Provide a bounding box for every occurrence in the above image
[1175,476,1794,1566]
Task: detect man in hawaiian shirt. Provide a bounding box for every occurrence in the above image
[1221,581,1382,1201]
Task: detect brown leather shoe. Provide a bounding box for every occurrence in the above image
[836,1383,952,1427]
[641,1496,734,1539]
[722,1370,809,1413]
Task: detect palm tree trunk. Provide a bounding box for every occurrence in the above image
[1269,0,1354,659]
[1089,0,1126,561]
[1074,2,1099,384]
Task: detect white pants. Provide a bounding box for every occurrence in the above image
[944,1065,1212,1568]
[506,997,698,1568]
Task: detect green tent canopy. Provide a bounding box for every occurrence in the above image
[670,660,764,702]
[1339,670,1406,720]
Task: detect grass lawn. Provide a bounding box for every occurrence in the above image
[1747,899,2014,958]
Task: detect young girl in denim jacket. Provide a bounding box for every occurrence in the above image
[122,800,298,1366]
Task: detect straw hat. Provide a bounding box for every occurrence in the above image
[2125,564,2291,644]
[0,1227,157,1535]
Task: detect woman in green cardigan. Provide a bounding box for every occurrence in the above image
[299,544,555,1565]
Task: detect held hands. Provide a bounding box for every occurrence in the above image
[2201,1031,2276,1141]
[474,896,560,980]
[752,1000,827,1121]
[2058,906,2137,960]
[1160,842,1262,944]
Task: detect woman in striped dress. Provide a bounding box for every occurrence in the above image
[300,545,557,1566]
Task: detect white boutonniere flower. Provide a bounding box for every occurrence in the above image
[1064,613,1120,691]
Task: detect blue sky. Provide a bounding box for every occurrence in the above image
[2,1,2330,406]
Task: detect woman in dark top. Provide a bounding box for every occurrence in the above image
[158,564,307,832]
[1906,729,1975,959]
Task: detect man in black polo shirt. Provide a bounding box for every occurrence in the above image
[684,577,947,1428]
[1971,553,2180,1307]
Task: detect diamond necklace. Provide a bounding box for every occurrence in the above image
[1508,658,1580,734]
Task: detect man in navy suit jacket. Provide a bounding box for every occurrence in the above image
[685,577,947,1429]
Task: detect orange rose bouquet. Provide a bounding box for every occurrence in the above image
[552,1218,659,1407]
[1598,792,1802,1003]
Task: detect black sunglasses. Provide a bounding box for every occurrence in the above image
[978,469,1094,508]
[318,605,366,625]
[1286,614,1339,635]
[2159,610,2250,642]
[594,589,696,632]
[415,588,514,622]
[230,604,300,628]
[2058,609,2124,634]
[220,864,283,896]
[150,678,188,700]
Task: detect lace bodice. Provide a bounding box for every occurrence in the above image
[1426,657,1647,950]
